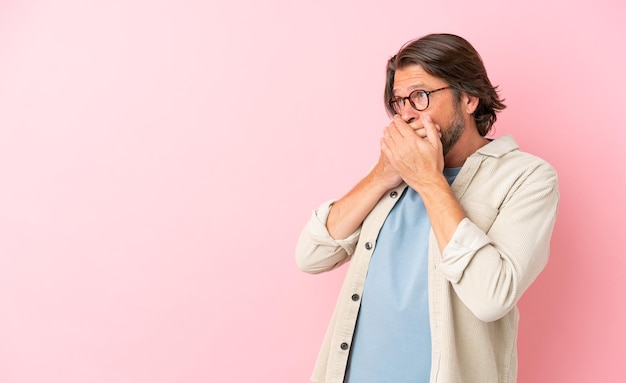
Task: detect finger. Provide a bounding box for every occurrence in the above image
[424,121,442,149]
[392,115,415,137]
[383,125,393,144]
[380,136,393,162]
[382,127,395,152]
[413,116,440,139]
[422,115,441,131]
[382,125,405,163]
[422,115,443,143]
[413,128,428,139]
[385,121,403,145]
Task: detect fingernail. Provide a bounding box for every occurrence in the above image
[424,115,432,122]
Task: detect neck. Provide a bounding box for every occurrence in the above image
[443,127,490,168]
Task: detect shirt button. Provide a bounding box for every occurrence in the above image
[340,342,349,350]
[351,294,360,301]
[364,242,373,250]
[390,191,398,198]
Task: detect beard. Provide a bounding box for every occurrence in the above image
[440,102,465,156]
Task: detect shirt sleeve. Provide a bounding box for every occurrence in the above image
[295,200,361,274]
[438,218,491,283]
[435,163,559,322]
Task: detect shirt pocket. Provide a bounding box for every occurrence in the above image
[461,200,499,233]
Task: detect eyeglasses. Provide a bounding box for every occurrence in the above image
[388,86,452,113]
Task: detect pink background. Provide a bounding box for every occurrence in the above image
[0,0,624,382]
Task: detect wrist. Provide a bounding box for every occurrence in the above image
[406,169,447,194]
[371,163,402,191]
[366,169,396,195]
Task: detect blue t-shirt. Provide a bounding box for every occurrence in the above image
[345,167,461,383]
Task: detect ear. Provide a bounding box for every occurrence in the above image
[461,93,479,115]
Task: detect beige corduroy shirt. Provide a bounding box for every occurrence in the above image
[295,135,559,383]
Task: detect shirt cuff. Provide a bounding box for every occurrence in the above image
[438,218,491,283]
[307,200,361,256]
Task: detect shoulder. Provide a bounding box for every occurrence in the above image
[479,135,558,186]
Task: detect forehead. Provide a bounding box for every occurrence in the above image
[393,65,445,94]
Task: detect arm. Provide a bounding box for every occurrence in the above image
[381,115,559,321]
[295,155,402,274]
[295,200,361,274]
[381,114,466,251]
[326,158,400,239]
[438,164,559,321]
[416,173,466,252]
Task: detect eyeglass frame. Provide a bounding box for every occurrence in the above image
[387,86,452,113]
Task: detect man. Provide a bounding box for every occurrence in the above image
[295,33,559,383]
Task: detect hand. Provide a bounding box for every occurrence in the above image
[380,115,445,190]
[372,149,403,190]
[406,118,436,140]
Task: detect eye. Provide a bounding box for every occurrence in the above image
[416,90,428,99]
[409,90,428,104]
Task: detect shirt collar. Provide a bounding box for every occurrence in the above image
[475,135,519,158]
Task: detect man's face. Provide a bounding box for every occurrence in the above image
[392,64,464,156]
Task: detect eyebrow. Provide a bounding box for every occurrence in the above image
[392,84,426,96]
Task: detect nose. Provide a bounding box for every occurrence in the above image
[399,104,420,124]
